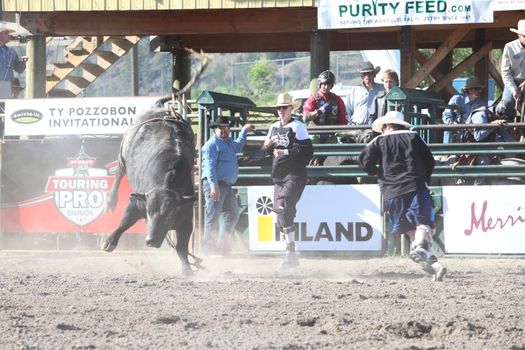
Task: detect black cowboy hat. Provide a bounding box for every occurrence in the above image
[209,116,234,129]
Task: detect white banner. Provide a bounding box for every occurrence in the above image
[318,0,495,30]
[5,97,160,136]
[443,185,525,254]
[494,0,525,11]
[247,185,383,252]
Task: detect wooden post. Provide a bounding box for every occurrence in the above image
[474,29,489,102]
[400,26,415,87]
[173,48,191,99]
[25,35,46,98]
[310,30,330,81]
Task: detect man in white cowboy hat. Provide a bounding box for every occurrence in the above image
[502,20,525,107]
[263,92,313,271]
[0,22,28,99]
[358,111,446,281]
[201,116,255,254]
[442,77,487,143]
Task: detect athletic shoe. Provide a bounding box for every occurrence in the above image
[409,249,435,275]
[277,252,300,272]
[432,263,447,282]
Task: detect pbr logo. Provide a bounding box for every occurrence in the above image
[45,147,114,226]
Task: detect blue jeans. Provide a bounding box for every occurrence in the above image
[202,180,240,251]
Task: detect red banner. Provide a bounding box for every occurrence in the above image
[1,138,145,234]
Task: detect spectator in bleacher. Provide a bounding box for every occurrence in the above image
[358,111,446,281]
[442,77,486,143]
[263,92,313,271]
[0,23,28,99]
[367,69,400,141]
[501,20,525,115]
[345,61,385,143]
[302,70,347,164]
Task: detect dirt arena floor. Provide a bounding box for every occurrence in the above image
[0,250,524,350]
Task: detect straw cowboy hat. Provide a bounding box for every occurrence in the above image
[461,77,484,92]
[273,92,300,110]
[358,61,380,75]
[209,116,234,129]
[510,20,525,36]
[372,111,412,133]
[0,22,15,33]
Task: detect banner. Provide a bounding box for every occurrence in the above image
[318,0,495,30]
[4,96,159,136]
[443,185,525,254]
[0,138,145,234]
[247,185,383,251]
[494,0,525,11]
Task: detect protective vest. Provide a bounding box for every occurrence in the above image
[314,93,339,125]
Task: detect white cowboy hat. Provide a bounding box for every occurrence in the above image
[510,20,525,36]
[0,22,15,33]
[372,111,412,133]
[273,92,300,110]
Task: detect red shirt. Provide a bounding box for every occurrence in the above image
[302,91,348,125]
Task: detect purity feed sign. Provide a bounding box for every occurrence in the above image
[443,185,525,254]
[247,185,383,252]
[318,0,494,30]
[5,97,159,136]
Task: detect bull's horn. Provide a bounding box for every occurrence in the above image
[182,195,197,202]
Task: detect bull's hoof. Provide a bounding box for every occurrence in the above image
[181,266,193,277]
[146,239,162,248]
[101,241,116,252]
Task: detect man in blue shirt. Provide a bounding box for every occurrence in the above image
[0,23,28,99]
[442,77,486,143]
[201,116,254,254]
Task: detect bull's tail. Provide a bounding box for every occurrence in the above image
[154,48,210,111]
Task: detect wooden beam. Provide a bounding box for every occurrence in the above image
[488,58,504,92]
[429,41,493,93]
[405,25,473,88]
[414,50,457,97]
[22,8,316,36]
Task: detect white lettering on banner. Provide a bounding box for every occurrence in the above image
[56,191,105,209]
[443,185,525,254]
[319,0,494,30]
[50,178,109,191]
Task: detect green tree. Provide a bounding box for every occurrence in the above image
[248,58,272,98]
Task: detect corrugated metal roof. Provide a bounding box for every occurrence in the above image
[1,0,316,11]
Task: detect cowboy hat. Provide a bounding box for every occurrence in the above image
[0,22,15,33]
[273,92,300,110]
[510,19,525,36]
[209,116,234,129]
[372,111,412,133]
[358,61,380,75]
[461,77,484,92]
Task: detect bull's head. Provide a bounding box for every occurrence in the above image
[141,188,195,248]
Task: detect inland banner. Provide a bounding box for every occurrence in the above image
[0,138,145,234]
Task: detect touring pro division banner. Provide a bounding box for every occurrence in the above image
[247,185,382,252]
[443,185,525,254]
[318,0,494,30]
[0,138,145,234]
[4,96,159,136]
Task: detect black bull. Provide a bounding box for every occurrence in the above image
[102,107,197,275]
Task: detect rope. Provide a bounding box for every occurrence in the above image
[165,231,205,272]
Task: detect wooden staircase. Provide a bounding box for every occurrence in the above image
[46,36,141,97]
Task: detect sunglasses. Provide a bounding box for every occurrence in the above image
[361,72,374,77]
[276,106,290,110]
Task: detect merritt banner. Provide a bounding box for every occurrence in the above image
[4,96,159,136]
[318,0,495,30]
[0,138,145,234]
